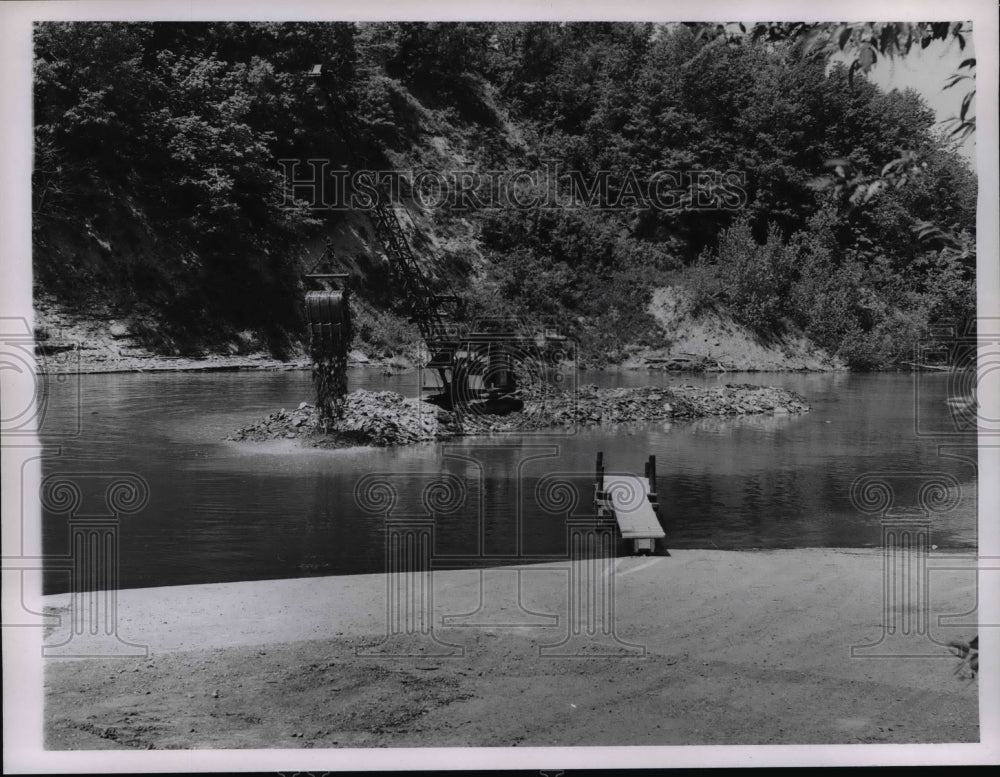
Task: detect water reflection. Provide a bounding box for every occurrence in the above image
[38,369,977,593]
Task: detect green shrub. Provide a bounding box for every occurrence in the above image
[787,222,934,370]
[705,216,795,335]
[481,208,676,362]
[350,301,421,356]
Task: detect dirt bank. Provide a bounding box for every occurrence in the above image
[42,549,978,749]
[624,286,846,372]
[33,292,845,376]
[228,384,810,447]
[30,294,306,374]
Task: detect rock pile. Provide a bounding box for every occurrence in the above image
[517,384,807,428]
[666,383,810,417]
[228,391,461,447]
[229,384,810,448]
[525,386,690,428]
[228,402,319,443]
[335,391,460,445]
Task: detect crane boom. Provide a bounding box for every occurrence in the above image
[305,63,566,409]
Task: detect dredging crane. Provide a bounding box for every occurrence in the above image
[303,63,567,412]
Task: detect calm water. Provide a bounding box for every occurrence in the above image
[39,368,977,594]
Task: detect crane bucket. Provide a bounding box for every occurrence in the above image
[305,289,349,358]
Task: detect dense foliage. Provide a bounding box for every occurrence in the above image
[33,21,976,366]
[34,22,356,352]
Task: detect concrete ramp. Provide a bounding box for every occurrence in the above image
[603,475,665,540]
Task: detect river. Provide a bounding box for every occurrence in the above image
[39,368,977,594]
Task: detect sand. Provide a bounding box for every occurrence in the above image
[41,549,979,749]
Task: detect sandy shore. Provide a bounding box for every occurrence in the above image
[42,549,979,749]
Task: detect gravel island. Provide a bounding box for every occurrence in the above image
[228,384,811,447]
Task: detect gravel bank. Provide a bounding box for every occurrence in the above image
[228,384,811,447]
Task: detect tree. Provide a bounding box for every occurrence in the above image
[33,22,360,350]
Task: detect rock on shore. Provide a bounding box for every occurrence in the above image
[227,384,810,448]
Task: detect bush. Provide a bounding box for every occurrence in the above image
[350,301,421,356]
[787,222,933,370]
[481,208,676,362]
[705,216,795,335]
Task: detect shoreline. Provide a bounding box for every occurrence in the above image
[35,351,850,377]
[43,548,979,748]
[30,299,846,377]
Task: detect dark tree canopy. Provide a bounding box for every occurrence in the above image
[33,21,977,366]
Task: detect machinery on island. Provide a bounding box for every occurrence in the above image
[300,64,665,557]
[302,248,351,429]
[302,63,568,415]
